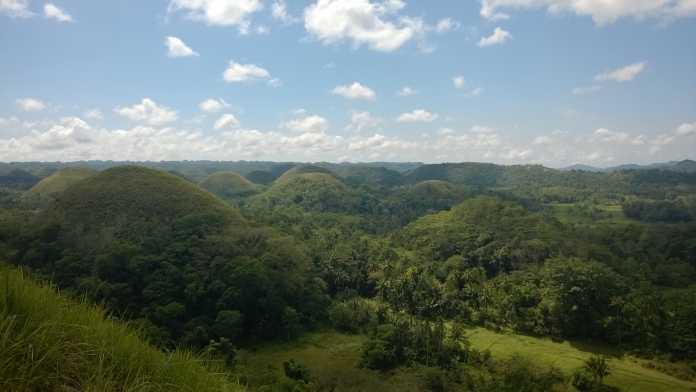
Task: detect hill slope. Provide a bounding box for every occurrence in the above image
[0,264,241,392]
[49,166,244,244]
[200,171,257,199]
[29,167,96,197]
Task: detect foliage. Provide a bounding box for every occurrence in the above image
[0,264,241,391]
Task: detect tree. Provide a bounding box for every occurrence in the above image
[584,355,611,385]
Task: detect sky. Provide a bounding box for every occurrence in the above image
[0,0,695,167]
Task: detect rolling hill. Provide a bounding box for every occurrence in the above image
[28,167,96,197]
[200,171,257,200]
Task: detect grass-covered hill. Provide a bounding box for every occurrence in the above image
[333,165,404,187]
[275,164,337,184]
[0,264,241,392]
[245,170,277,185]
[47,166,244,244]
[200,171,257,200]
[15,165,327,346]
[28,167,96,197]
[251,172,368,214]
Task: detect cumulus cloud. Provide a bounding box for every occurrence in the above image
[16,98,46,112]
[283,114,329,133]
[478,27,512,47]
[271,0,298,23]
[165,36,199,57]
[214,113,240,130]
[479,0,696,25]
[3,115,695,165]
[346,111,382,132]
[572,85,602,95]
[397,109,438,123]
[303,0,424,52]
[1,0,32,18]
[676,122,696,136]
[595,62,646,82]
[168,0,262,32]
[470,125,496,134]
[199,98,230,113]
[435,18,460,33]
[44,3,73,22]
[452,76,466,89]
[114,98,177,126]
[223,61,271,82]
[84,109,104,120]
[397,86,417,97]
[332,82,376,100]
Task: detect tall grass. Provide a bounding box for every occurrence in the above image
[0,265,242,392]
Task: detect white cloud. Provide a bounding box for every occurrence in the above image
[114,98,177,126]
[452,76,466,89]
[332,82,376,101]
[165,36,199,58]
[199,98,230,113]
[303,0,424,52]
[466,87,484,97]
[595,62,646,82]
[16,98,46,112]
[283,114,329,133]
[572,85,602,95]
[1,0,32,18]
[272,0,298,23]
[479,0,696,25]
[397,109,438,123]
[591,128,633,144]
[214,114,240,130]
[223,61,271,82]
[470,125,496,134]
[168,0,263,32]
[532,135,553,145]
[4,116,695,165]
[267,78,282,88]
[397,86,417,97]
[676,122,696,136]
[347,111,382,132]
[84,109,104,120]
[435,17,459,33]
[478,27,512,47]
[44,3,73,22]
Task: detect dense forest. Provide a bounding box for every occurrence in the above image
[1,160,695,391]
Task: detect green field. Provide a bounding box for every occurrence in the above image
[237,329,696,391]
[468,328,696,392]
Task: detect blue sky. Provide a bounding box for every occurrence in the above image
[1,0,695,166]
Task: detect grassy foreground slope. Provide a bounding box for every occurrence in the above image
[0,265,241,392]
[238,330,696,392]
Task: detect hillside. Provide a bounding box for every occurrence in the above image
[0,264,241,392]
[21,165,325,346]
[28,167,96,197]
[250,172,369,215]
[275,164,337,184]
[48,166,244,244]
[200,171,257,200]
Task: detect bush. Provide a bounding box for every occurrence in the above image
[283,359,312,383]
[328,298,378,333]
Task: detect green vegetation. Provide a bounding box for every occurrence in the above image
[200,171,258,200]
[28,167,96,198]
[0,264,241,391]
[1,161,696,391]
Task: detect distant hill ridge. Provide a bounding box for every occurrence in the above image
[562,159,696,173]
